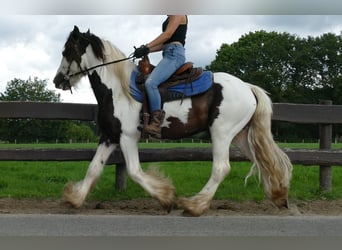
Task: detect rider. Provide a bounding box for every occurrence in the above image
[134,15,188,137]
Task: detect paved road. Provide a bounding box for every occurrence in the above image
[1,214,342,236]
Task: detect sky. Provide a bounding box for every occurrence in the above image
[0,15,341,104]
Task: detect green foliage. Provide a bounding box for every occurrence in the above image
[0,77,97,143]
[207,31,342,104]
[0,77,61,102]
[66,122,97,142]
[0,117,70,143]
[207,30,342,142]
[0,77,64,142]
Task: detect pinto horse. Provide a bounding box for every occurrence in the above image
[53,26,292,216]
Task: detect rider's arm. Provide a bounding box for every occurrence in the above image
[146,15,184,52]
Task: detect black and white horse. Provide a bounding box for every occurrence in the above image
[53,26,292,216]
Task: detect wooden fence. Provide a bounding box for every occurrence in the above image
[1,100,342,191]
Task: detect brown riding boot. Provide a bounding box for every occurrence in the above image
[144,110,165,138]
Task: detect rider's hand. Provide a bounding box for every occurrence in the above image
[133,45,150,58]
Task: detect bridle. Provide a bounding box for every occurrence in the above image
[62,49,135,93]
[64,54,135,81]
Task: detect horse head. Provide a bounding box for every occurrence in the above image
[53,25,104,91]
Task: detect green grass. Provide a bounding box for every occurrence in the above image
[279,142,342,150]
[0,142,342,202]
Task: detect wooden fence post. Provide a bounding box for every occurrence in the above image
[319,100,332,192]
[115,164,127,191]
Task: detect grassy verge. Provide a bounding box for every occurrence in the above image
[0,142,341,202]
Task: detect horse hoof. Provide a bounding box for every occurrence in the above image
[182,209,201,217]
[178,196,209,217]
[161,201,176,213]
[62,182,84,208]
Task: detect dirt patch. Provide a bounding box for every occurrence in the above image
[1,198,342,216]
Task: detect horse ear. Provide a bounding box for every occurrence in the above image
[72,25,80,36]
[86,29,90,34]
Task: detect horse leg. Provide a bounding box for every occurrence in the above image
[233,126,253,161]
[179,136,233,216]
[232,127,258,183]
[63,142,116,208]
[120,135,176,211]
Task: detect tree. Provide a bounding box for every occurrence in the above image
[206,31,342,141]
[0,77,61,102]
[66,122,97,143]
[312,33,342,102]
[208,31,303,102]
[0,77,68,143]
[207,31,342,104]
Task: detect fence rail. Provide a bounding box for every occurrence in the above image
[1,147,342,166]
[1,101,342,123]
[0,101,341,191]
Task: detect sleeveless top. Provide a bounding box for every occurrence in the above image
[162,16,187,46]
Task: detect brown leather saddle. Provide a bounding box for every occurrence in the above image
[136,56,203,89]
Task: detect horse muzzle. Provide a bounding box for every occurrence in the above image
[53,72,72,91]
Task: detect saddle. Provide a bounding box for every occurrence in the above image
[135,56,203,135]
[136,56,203,103]
[136,56,202,86]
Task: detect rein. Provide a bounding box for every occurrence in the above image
[65,55,135,80]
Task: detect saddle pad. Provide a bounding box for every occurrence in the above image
[130,67,213,102]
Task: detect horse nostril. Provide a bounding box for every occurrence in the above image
[53,73,71,90]
[53,73,62,85]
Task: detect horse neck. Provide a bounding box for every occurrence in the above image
[86,43,135,103]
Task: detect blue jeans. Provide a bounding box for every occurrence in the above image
[145,43,185,112]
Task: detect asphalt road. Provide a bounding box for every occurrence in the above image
[1,214,342,236]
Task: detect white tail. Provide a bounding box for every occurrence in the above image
[246,84,293,208]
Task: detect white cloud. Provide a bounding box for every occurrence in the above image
[0,15,341,104]
[1,44,47,82]
[0,31,53,92]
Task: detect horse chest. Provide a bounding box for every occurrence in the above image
[89,72,122,144]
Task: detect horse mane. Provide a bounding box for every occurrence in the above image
[84,33,105,60]
[101,40,134,100]
[81,31,134,101]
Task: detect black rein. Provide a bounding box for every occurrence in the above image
[66,55,135,79]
